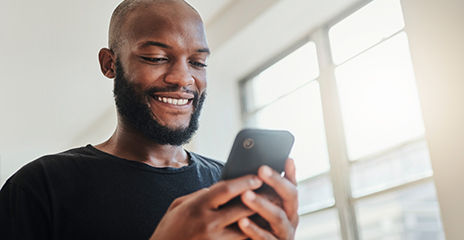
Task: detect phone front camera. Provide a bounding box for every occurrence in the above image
[243,138,254,149]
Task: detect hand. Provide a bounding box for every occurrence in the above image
[238,158,299,240]
[149,175,263,240]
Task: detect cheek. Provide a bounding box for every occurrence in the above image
[128,77,149,95]
[127,61,165,87]
[194,72,207,92]
[129,71,161,91]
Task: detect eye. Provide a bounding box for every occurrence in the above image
[189,60,207,69]
[141,56,169,64]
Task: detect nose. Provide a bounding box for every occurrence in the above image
[163,60,195,87]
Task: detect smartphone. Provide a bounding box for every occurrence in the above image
[221,128,295,180]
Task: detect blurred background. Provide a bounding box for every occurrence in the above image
[1,0,463,239]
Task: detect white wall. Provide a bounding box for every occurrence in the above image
[0,0,120,184]
[402,0,464,239]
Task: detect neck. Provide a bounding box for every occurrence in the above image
[95,118,189,168]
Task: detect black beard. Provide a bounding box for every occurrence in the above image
[113,60,206,146]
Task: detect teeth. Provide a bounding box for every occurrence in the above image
[156,96,190,106]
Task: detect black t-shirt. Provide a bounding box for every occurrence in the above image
[0,145,223,239]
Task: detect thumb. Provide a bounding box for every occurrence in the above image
[168,188,210,210]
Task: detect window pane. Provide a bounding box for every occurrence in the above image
[245,42,319,111]
[249,82,330,180]
[329,0,405,64]
[335,32,425,160]
[350,140,433,198]
[298,174,335,214]
[355,182,445,240]
[296,209,342,240]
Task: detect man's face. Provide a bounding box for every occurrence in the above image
[113,2,209,145]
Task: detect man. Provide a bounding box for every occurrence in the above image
[0,0,298,239]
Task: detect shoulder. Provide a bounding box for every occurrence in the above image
[6,146,93,189]
[188,152,224,183]
[189,152,224,177]
[25,146,95,171]
[189,152,224,169]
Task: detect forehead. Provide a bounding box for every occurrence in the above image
[121,3,208,51]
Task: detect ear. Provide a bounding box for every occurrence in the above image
[98,48,116,79]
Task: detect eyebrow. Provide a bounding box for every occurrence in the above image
[139,41,210,54]
[197,48,211,54]
[139,41,172,49]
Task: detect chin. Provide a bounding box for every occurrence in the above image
[159,121,189,131]
[167,124,189,131]
[156,116,190,129]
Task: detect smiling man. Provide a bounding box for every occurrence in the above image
[0,0,298,239]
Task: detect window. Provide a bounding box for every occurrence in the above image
[242,41,341,239]
[240,0,445,239]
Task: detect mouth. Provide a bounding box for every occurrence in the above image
[150,91,196,108]
[154,96,193,106]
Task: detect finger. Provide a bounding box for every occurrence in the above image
[200,175,263,208]
[284,158,297,185]
[241,191,292,238]
[220,226,249,240]
[213,200,256,227]
[258,165,298,219]
[168,188,210,210]
[238,218,277,240]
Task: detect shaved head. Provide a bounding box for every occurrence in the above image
[108,0,200,54]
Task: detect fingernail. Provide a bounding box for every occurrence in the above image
[241,218,250,227]
[244,190,256,201]
[251,177,262,187]
[261,165,272,177]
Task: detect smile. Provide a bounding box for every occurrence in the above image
[155,96,191,106]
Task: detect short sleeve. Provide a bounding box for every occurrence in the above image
[0,180,51,239]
